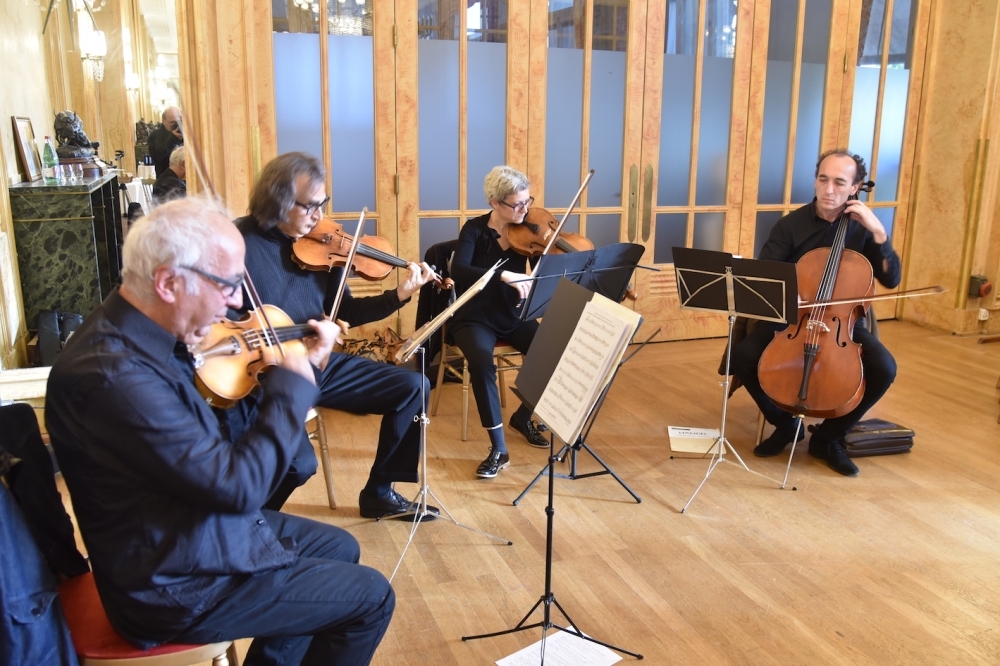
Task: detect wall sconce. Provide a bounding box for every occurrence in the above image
[77,10,106,81]
[125,70,141,94]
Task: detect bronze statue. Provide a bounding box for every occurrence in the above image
[53,111,99,159]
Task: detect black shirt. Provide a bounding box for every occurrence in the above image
[45,290,317,646]
[151,169,186,203]
[146,127,182,178]
[761,199,902,289]
[450,212,536,336]
[235,216,406,325]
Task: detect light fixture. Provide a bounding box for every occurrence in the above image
[125,70,140,94]
[78,11,106,81]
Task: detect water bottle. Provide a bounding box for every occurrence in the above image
[42,136,58,184]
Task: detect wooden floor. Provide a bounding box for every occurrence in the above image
[87,321,1000,665]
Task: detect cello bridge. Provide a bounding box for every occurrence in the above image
[805,319,830,333]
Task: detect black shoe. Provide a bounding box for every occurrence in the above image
[753,426,804,457]
[819,440,859,476]
[509,417,549,448]
[476,449,510,478]
[358,488,440,521]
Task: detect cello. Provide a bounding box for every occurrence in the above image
[757,183,876,418]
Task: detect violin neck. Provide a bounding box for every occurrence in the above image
[355,241,408,269]
[247,323,316,346]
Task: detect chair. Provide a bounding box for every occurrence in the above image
[141,178,156,210]
[58,572,238,666]
[306,407,336,508]
[430,323,521,441]
[0,404,240,666]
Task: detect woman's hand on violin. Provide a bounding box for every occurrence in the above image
[396,261,437,301]
[501,270,533,300]
[844,199,888,244]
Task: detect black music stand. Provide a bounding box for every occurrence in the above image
[519,242,646,321]
[671,247,798,512]
[511,246,647,504]
[463,278,643,662]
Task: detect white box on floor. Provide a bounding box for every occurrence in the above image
[668,426,722,457]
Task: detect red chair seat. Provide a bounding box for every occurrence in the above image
[58,572,215,660]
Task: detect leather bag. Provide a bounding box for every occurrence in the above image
[809,418,914,457]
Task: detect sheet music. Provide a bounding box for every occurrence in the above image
[496,629,622,666]
[534,297,637,445]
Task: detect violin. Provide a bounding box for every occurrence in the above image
[757,186,875,418]
[292,218,452,289]
[191,305,316,408]
[507,206,637,301]
[506,206,594,257]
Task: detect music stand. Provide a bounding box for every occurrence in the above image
[511,246,647,504]
[519,242,646,321]
[386,260,512,582]
[463,279,643,661]
[671,247,798,513]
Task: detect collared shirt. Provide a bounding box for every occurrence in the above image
[235,215,406,326]
[45,290,317,647]
[450,212,536,336]
[760,199,902,289]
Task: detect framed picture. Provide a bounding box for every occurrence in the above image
[12,116,42,183]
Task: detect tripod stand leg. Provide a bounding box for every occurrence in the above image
[388,346,511,584]
[549,597,644,659]
[576,441,642,503]
[780,415,805,490]
[512,443,571,506]
[681,441,726,513]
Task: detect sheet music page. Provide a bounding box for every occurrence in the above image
[534,298,635,445]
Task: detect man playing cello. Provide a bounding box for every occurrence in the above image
[730,150,901,476]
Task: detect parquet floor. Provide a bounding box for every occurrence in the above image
[90,320,1000,664]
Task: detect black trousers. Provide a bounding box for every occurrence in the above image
[174,511,394,666]
[265,353,428,509]
[730,319,897,443]
[450,320,539,429]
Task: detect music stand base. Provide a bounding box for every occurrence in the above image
[461,592,643,660]
[464,432,641,660]
[513,439,641,506]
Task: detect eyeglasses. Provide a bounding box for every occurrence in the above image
[293,196,331,216]
[179,265,244,299]
[498,196,534,213]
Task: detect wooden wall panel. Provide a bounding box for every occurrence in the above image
[902,0,1000,334]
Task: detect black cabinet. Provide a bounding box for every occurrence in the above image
[9,173,123,327]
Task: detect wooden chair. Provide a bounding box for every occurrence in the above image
[430,323,521,441]
[306,407,336,508]
[58,571,238,666]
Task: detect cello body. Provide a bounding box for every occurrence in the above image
[758,245,874,418]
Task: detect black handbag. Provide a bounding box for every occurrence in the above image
[809,418,914,457]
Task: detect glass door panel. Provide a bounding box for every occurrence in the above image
[414,0,510,259]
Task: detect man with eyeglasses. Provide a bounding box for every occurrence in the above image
[46,197,394,664]
[147,106,183,178]
[234,152,439,519]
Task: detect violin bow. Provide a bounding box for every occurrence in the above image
[169,82,286,358]
[327,208,366,321]
[799,285,945,308]
[529,168,595,277]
